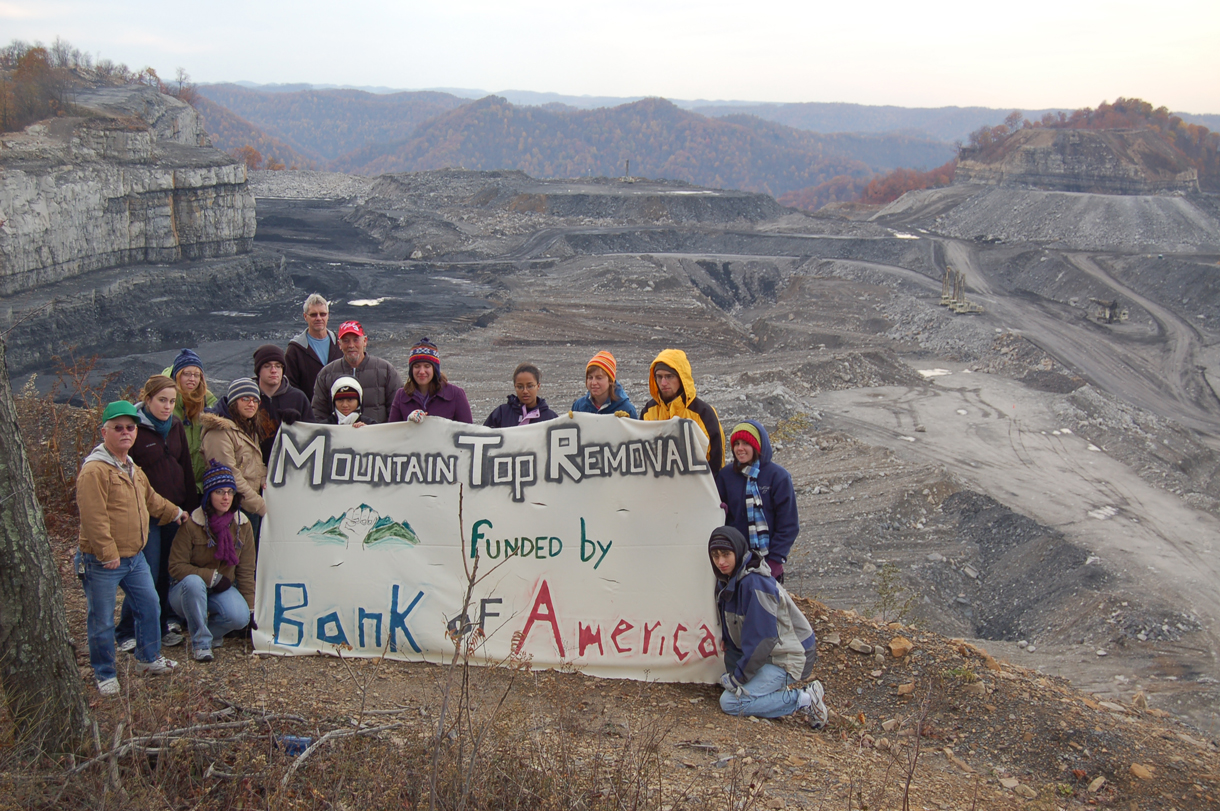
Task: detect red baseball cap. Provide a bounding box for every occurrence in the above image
[337,320,366,339]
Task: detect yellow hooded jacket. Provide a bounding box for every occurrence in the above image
[641,348,725,471]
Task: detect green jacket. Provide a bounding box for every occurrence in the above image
[163,364,219,492]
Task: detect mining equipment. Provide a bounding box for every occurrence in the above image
[1089,299,1129,323]
[939,266,984,314]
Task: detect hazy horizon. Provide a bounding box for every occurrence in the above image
[4,0,1217,115]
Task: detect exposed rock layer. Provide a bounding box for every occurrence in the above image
[955,128,1199,194]
[0,86,256,295]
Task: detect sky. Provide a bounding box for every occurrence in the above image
[3,0,1218,114]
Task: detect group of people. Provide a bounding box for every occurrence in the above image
[75,293,826,727]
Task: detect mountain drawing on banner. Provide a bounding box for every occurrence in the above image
[297,504,420,548]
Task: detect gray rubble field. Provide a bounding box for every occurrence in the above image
[9,168,1220,736]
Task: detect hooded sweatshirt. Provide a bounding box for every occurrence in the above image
[76,444,183,562]
[715,419,799,570]
[641,349,725,471]
[285,327,343,401]
[711,526,816,684]
[571,379,639,418]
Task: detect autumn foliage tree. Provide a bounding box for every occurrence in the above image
[0,46,74,132]
[861,160,957,205]
[964,98,1220,191]
[231,144,264,170]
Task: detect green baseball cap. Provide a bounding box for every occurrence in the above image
[101,400,138,423]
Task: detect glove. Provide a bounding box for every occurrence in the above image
[408,409,426,423]
[614,411,629,418]
[568,410,574,419]
[210,575,232,594]
[279,408,301,426]
[720,672,745,696]
[249,611,258,631]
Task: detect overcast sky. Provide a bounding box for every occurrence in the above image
[4,0,1217,114]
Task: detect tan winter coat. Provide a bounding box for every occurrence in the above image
[76,444,182,562]
[168,508,257,610]
[199,413,267,516]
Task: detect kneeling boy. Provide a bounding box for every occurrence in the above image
[709,526,827,727]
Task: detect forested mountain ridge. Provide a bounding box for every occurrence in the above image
[327,96,961,199]
[196,84,468,162]
[192,94,317,169]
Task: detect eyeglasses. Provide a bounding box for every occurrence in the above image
[178,369,202,379]
[211,488,236,498]
[109,424,137,433]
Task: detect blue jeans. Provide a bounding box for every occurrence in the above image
[719,663,802,718]
[78,551,162,681]
[168,574,250,652]
[116,521,181,641]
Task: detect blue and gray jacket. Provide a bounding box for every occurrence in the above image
[712,526,816,683]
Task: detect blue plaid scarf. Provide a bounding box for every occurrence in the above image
[740,460,770,555]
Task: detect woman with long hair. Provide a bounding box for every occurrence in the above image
[168,460,255,662]
[388,337,473,424]
[200,379,267,541]
[165,349,217,493]
[113,374,200,652]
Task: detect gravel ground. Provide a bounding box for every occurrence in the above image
[248,169,376,200]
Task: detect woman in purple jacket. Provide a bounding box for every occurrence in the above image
[388,337,473,424]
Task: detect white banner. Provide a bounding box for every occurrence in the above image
[253,414,725,682]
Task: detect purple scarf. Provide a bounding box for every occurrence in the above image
[207,511,240,567]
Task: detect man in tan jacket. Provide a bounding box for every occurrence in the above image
[76,401,186,696]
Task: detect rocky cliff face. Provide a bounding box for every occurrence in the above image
[0,86,256,295]
[955,128,1199,195]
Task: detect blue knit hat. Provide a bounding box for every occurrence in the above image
[171,349,204,380]
[201,460,240,511]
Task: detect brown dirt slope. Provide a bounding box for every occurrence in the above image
[3,527,1216,811]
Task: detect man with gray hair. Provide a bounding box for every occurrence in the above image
[285,293,342,401]
[76,401,188,696]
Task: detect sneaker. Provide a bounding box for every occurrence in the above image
[194,648,214,663]
[162,631,185,647]
[116,637,136,654]
[135,655,178,675]
[97,677,120,697]
[800,681,828,730]
[166,620,183,634]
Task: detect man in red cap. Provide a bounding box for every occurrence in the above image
[311,320,402,424]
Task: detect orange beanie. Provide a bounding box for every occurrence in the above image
[586,350,617,382]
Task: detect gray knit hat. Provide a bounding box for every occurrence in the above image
[226,378,261,405]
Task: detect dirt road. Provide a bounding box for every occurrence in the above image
[815,367,1220,732]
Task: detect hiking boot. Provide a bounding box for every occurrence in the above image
[97,677,120,697]
[800,680,828,730]
[135,656,178,675]
[194,648,214,663]
[116,637,137,654]
[162,630,184,647]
